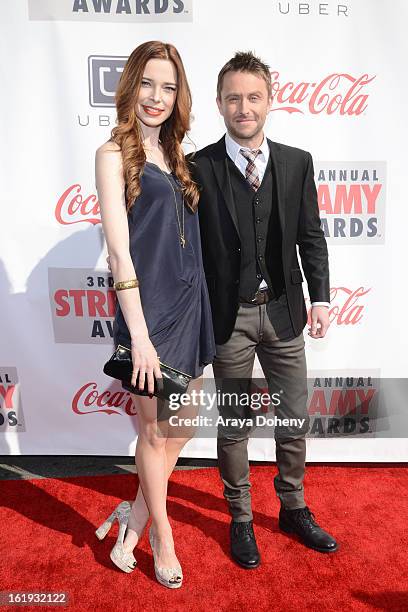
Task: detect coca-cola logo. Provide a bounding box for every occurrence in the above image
[270,72,375,115]
[72,382,137,416]
[55,184,100,225]
[306,286,371,325]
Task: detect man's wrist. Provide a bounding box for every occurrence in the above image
[311,301,330,308]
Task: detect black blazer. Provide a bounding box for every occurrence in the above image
[187,135,330,345]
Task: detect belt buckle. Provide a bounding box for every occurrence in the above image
[251,291,262,305]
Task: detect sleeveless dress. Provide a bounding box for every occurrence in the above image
[112,161,216,391]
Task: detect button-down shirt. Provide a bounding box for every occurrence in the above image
[225,131,329,308]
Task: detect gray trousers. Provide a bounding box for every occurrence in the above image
[212,293,310,522]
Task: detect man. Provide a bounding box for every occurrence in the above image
[187,51,338,568]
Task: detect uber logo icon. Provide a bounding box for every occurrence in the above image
[88,56,127,107]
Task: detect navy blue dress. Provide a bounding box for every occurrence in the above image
[112,161,216,390]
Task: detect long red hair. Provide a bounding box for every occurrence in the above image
[110,41,199,213]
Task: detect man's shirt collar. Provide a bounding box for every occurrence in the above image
[225,131,270,164]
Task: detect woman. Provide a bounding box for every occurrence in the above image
[94,41,215,588]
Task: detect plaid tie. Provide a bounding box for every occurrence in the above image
[239,148,262,191]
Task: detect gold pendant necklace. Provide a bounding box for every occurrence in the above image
[158,167,186,248]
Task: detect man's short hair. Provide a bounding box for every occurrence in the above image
[217,51,272,99]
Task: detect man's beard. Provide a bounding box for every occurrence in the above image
[228,121,263,143]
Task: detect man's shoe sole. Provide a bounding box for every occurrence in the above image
[279,520,339,553]
[231,551,261,569]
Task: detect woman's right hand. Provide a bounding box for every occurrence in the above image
[130,334,162,395]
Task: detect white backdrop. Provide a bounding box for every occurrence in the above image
[1,0,407,460]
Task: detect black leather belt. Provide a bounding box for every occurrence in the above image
[239,288,274,306]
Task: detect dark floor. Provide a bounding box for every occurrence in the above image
[0,456,404,481]
[0,455,220,480]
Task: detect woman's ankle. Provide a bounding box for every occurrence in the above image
[129,502,149,532]
[152,521,173,541]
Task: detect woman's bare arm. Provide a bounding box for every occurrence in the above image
[95,141,161,392]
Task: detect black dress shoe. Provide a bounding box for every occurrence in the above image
[230,520,260,569]
[279,505,338,553]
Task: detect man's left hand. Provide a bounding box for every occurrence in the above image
[308,306,330,339]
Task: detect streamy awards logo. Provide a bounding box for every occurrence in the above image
[316,162,386,243]
[307,370,380,437]
[49,268,115,343]
[0,369,25,432]
[28,0,192,22]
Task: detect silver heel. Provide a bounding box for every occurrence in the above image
[149,527,183,589]
[95,509,116,540]
[95,500,137,573]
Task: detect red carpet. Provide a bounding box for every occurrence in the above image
[1,465,408,612]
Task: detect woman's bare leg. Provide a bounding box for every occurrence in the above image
[123,377,203,560]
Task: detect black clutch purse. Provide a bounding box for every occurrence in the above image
[103,343,192,401]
